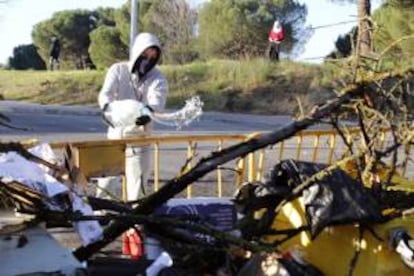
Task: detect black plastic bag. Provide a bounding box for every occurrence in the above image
[268,159,383,238]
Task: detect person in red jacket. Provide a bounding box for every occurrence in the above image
[268,20,285,61]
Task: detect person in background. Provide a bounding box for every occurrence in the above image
[267,20,285,61]
[98,32,168,203]
[49,37,61,70]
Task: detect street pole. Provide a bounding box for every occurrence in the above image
[130,0,139,59]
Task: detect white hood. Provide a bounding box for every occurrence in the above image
[272,20,282,32]
[128,32,161,73]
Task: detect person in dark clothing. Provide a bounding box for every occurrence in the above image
[49,37,61,70]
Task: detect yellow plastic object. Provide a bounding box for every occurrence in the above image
[266,199,414,275]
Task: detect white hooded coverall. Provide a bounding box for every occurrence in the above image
[98,33,168,201]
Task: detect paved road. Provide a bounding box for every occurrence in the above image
[0,101,294,142]
[0,101,305,198]
[6,101,409,184]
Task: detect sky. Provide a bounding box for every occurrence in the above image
[0,0,381,64]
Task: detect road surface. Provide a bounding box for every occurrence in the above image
[0,101,293,142]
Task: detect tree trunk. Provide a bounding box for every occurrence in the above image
[357,0,372,55]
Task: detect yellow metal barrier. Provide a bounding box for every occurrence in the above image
[185,140,195,198]
[217,139,223,197]
[154,142,160,191]
[51,134,246,199]
[312,134,320,162]
[48,128,410,198]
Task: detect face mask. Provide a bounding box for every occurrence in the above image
[137,57,157,77]
[138,58,149,74]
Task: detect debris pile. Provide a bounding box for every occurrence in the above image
[2,143,414,275]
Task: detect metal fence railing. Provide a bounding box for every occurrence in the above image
[50,128,410,199]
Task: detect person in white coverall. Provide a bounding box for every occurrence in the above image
[98,33,168,201]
